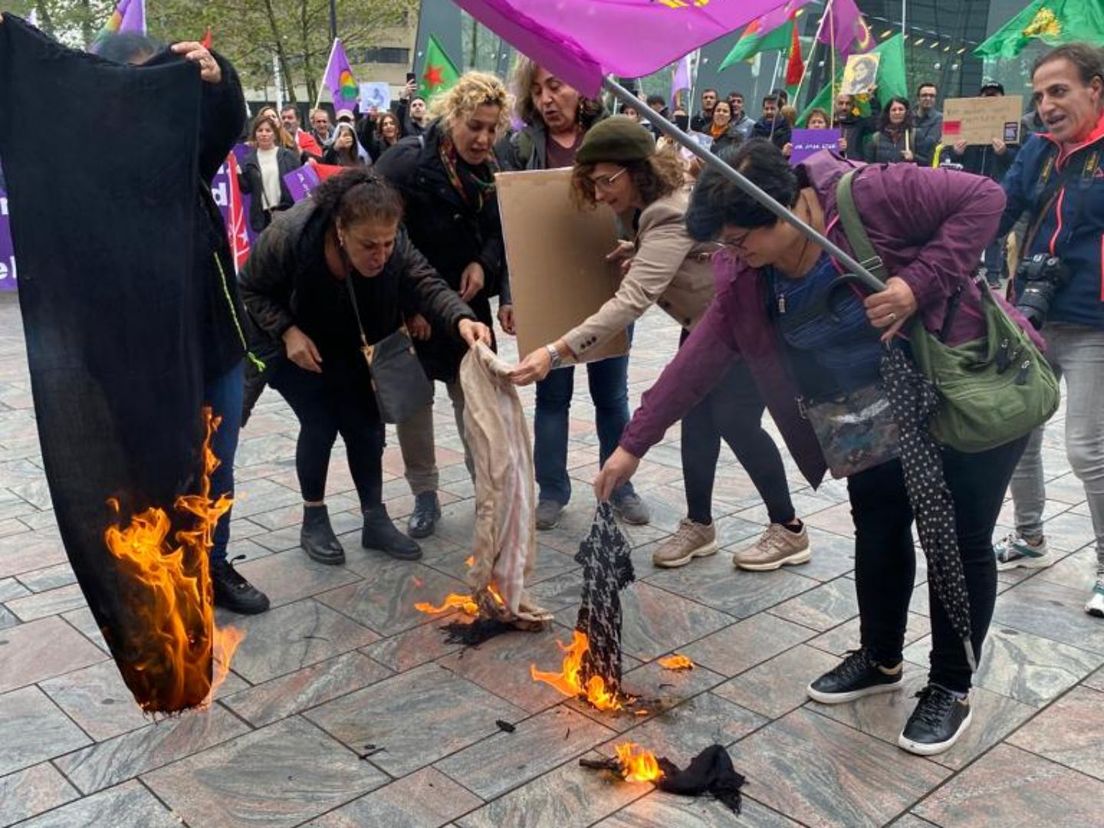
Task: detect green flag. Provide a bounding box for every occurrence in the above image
[975,0,1104,58]
[798,34,908,124]
[719,18,794,71]
[418,34,460,100]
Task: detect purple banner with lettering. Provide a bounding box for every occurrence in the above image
[0,181,16,292]
[789,129,841,166]
[283,164,322,203]
[210,148,258,247]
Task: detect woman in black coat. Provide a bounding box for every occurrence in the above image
[238,113,302,232]
[238,170,491,563]
[372,71,509,539]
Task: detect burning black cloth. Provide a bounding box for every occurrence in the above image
[574,503,635,697]
[657,745,746,814]
[0,17,211,705]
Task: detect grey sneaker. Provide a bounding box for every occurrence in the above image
[652,519,717,568]
[1087,583,1104,618]
[536,500,564,531]
[733,523,811,571]
[612,491,651,526]
[994,533,1050,571]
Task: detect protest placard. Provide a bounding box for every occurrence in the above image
[790,129,841,165]
[941,96,1023,146]
[360,82,391,114]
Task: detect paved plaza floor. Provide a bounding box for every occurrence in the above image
[1,291,1102,827]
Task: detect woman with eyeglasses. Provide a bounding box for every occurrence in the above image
[511,119,807,571]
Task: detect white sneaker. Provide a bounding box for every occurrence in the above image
[1086,584,1104,618]
[993,533,1051,571]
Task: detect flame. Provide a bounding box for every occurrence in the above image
[614,743,664,783]
[658,654,694,671]
[530,630,625,712]
[464,555,475,567]
[103,408,244,712]
[414,583,506,617]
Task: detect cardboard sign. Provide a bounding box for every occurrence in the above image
[790,128,840,165]
[841,53,880,96]
[941,96,1023,146]
[360,82,391,114]
[495,168,629,363]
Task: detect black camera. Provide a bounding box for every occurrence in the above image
[1015,254,1070,329]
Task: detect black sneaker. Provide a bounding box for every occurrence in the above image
[407,492,441,539]
[362,504,422,560]
[807,648,903,704]
[898,684,972,756]
[210,557,270,615]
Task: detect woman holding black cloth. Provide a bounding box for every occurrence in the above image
[239,170,491,563]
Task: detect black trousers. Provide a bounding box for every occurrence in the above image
[679,332,795,525]
[849,434,1028,692]
[269,360,384,510]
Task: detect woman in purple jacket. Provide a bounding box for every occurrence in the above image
[595,139,1037,757]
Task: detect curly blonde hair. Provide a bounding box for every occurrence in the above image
[429,71,512,134]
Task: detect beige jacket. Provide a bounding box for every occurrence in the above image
[562,188,718,363]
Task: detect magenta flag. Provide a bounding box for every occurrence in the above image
[453,0,792,96]
[816,0,874,59]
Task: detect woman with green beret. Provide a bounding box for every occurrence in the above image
[510,117,809,571]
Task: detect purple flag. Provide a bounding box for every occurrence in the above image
[816,0,874,58]
[0,181,16,292]
[283,165,322,203]
[322,38,360,111]
[453,0,791,96]
[670,53,692,107]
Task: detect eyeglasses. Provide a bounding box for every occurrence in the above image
[589,168,628,191]
[720,229,753,249]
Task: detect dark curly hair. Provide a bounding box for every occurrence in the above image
[570,146,686,210]
[685,140,796,240]
[313,168,404,228]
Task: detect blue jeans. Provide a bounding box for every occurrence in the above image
[534,353,634,505]
[205,361,244,564]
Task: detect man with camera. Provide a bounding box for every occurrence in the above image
[994,43,1104,619]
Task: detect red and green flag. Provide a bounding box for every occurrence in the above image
[975,0,1104,58]
[719,0,810,71]
[419,34,461,100]
[784,17,805,97]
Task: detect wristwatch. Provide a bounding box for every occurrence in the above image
[545,343,563,370]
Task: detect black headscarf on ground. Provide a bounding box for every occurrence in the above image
[0,16,209,704]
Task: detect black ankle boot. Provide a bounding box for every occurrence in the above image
[363,504,422,560]
[211,557,270,615]
[300,504,345,565]
[407,492,441,539]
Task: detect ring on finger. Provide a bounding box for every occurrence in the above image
[888,311,897,322]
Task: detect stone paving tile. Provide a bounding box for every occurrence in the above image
[53,702,250,794]
[1086,665,1104,692]
[913,743,1104,828]
[0,604,17,631]
[456,750,651,828]
[39,659,155,741]
[811,668,1036,771]
[305,662,528,778]
[1034,546,1098,592]
[0,615,106,693]
[733,708,950,827]
[0,575,30,601]
[644,551,819,619]
[221,651,392,728]
[778,527,856,583]
[991,578,1104,655]
[682,613,816,678]
[6,582,86,621]
[767,577,859,632]
[0,763,79,828]
[436,705,617,800]
[0,686,91,776]
[219,599,380,684]
[234,548,362,608]
[12,561,76,592]
[60,606,110,653]
[360,614,463,673]
[903,625,1104,708]
[596,793,801,828]
[144,716,389,828]
[306,767,484,828]
[618,583,736,662]
[714,644,842,719]
[436,625,577,714]
[809,612,931,659]
[1006,685,1104,782]
[0,531,67,579]
[13,780,181,828]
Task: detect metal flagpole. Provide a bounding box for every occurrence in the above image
[603,77,881,291]
[313,38,338,111]
[793,0,834,109]
[829,10,837,127]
